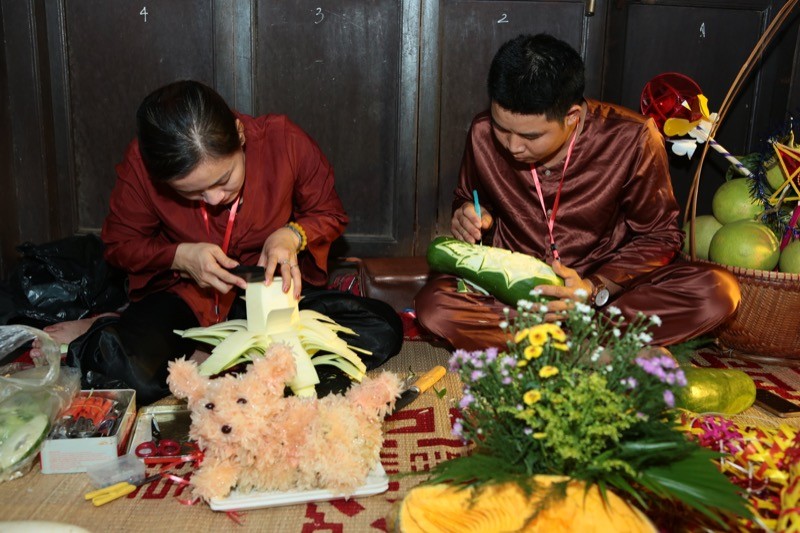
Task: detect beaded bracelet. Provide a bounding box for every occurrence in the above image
[285,222,307,252]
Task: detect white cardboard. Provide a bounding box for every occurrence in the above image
[208,463,390,511]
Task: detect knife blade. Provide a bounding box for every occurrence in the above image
[227,265,266,283]
[388,365,447,416]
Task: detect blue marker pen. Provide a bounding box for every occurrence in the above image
[473,189,482,245]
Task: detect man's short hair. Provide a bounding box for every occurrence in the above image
[488,33,585,121]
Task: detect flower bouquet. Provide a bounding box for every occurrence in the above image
[396,292,752,531]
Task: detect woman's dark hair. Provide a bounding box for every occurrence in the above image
[136,80,240,181]
[488,34,585,121]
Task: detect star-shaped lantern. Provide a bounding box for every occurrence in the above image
[768,139,800,204]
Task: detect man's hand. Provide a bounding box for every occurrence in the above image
[534,260,593,322]
[259,227,302,299]
[451,202,493,243]
[172,242,245,293]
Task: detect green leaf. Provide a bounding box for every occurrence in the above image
[640,448,751,528]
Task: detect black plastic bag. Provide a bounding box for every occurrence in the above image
[0,235,128,327]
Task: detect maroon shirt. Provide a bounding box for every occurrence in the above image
[102,113,348,325]
[456,99,682,287]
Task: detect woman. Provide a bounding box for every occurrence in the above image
[56,80,401,404]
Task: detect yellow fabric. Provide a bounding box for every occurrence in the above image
[396,476,656,533]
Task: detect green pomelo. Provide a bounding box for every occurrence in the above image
[709,220,780,270]
[711,179,763,224]
[682,215,722,260]
[676,367,756,415]
[779,239,800,274]
[766,163,786,191]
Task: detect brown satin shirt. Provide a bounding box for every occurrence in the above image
[102,113,348,325]
[455,99,683,288]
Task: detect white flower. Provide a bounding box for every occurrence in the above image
[605,364,614,372]
[499,321,509,329]
[574,288,588,299]
[575,302,592,314]
[539,305,549,313]
[607,306,622,316]
[612,328,621,338]
[650,315,662,327]
[638,332,653,343]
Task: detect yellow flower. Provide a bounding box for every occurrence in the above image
[527,325,549,346]
[516,359,529,368]
[514,328,530,344]
[552,342,569,352]
[524,345,543,360]
[523,390,542,405]
[533,432,547,439]
[544,324,567,342]
[539,366,559,379]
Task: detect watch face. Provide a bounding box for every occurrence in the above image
[595,289,610,307]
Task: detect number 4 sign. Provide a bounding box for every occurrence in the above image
[140,7,148,22]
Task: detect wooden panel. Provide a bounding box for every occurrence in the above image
[254,1,419,256]
[423,0,606,239]
[52,0,216,233]
[2,0,56,255]
[0,0,15,276]
[603,0,798,219]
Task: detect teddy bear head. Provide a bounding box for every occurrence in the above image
[167,343,296,457]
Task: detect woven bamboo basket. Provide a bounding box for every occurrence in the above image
[685,256,800,362]
[681,0,800,365]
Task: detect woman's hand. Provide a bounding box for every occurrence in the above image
[451,202,493,243]
[534,260,593,322]
[259,227,302,299]
[172,242,246,293]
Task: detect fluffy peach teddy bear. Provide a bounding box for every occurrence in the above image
[167,343,401,501]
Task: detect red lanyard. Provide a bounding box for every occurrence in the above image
[529,129,579,261]
[199,194,240,319]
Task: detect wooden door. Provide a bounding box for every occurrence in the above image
[416,0,608,249]
[253,1,421,257]
[44,0,247,235]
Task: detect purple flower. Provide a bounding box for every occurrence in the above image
[449,349,470,371]
[470,370,485,381]
[452,420,463,438]
[485,347,499,362]
[620,377,638,389]
[459,393,475,409]
[502,377,512,385]
[663,389,675,408]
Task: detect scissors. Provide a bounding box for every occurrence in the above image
[84,474,161,506]
[134,418,182,458]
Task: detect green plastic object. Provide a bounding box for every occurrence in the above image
[676,367,756,415]
[426,236,564,306]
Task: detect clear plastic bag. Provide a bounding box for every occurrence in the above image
[0,326,81,482]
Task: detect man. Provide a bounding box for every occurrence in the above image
[415,33,740,351]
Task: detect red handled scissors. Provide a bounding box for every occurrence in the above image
[134,418,182,458]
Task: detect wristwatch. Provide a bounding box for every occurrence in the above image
[588,275,610,308]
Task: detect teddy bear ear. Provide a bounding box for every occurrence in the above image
[167,357,209,404]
